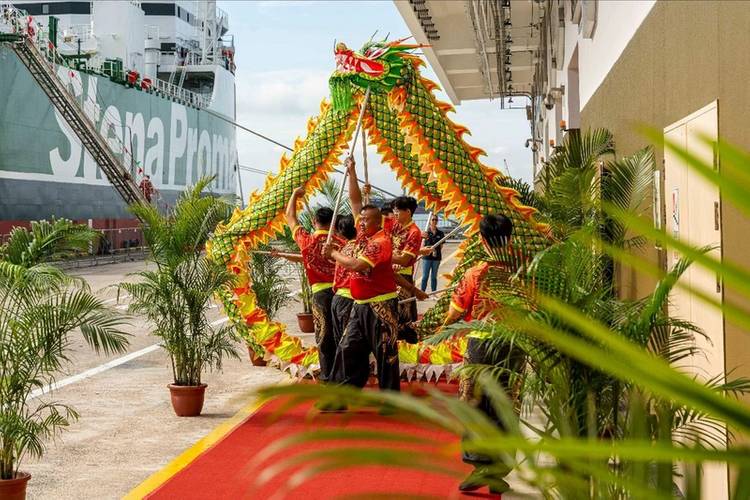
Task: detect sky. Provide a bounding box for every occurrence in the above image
[219,0,533,200]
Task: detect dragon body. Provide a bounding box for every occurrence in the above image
[208,38,549,379]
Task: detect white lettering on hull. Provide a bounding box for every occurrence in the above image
[42,68,234,193]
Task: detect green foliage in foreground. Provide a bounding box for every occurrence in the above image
[120,177,239,386]
[255,130,750,498]
[0,222,129,480]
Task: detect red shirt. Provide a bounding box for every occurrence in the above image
[350,229,397,303]
[333,240,356,297]
[450,262,511,321]
[293,227,340,292]
[393,221,422,276]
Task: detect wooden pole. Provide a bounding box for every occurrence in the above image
[415,223,465,264]
[361,125,369,205]
[327,86,372,245]
[251,250,301,259]
[398,286,455,304]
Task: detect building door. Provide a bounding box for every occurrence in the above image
[664,101,727,498]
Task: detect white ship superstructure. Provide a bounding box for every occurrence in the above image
[0,0,238,228]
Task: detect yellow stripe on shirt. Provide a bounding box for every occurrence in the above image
[311,282,333,294]
[354,291,398,305]
[358,255,375,268]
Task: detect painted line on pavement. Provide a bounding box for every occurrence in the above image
[28,316,229,400]
[28,343,161,400]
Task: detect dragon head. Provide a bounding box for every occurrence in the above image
[329,37,428,111]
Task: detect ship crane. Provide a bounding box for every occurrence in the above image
[0,4,148,210]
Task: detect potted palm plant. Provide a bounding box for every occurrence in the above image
[121,177,239,417]
[297,270,315,333]
[0,220,129,499]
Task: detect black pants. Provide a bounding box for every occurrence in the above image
[312,288,336,382]
[336,299,400,391]
[461,337,524,465]
[329,293,353,383]
[397,274,418,344]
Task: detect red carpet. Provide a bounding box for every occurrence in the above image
[146,381,502,499]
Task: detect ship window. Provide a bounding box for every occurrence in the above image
[15,1,91,15]
[142,3,176,17]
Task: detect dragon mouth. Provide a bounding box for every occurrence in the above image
[334,52,385,77]
[334,53,357,74]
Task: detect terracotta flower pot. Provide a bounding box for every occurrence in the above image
[297,312,315,333]
[247,346,267,366]
[168,383,207,417]
[0,472,31,500]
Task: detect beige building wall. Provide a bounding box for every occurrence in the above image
[579,0,750,491]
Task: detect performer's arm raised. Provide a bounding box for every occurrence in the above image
[284,186,306,231]
[345,158,364,214]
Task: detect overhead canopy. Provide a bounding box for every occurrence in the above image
[394,0,544,104]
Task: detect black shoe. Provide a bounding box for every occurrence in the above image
[314,401,347,412]
[377,403,397,416]
[458,466,512,493]
[458,468,486,492]
[488,478,511,495]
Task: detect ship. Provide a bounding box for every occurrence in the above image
[0,0,237,237]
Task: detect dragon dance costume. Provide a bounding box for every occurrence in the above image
[207,37,550,380]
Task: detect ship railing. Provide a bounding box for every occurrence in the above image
[61,24,94,44]
[152,77,211,109]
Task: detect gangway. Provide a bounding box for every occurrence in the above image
[0,5,148,208]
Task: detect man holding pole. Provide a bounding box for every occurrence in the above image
[284,187,341,383]
[324,200,400,391]
[441,213,524,495]
[388,196,425,343]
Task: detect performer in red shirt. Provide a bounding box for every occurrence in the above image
[442,213,523,495]
[324,160,402,391]
[391,196,423,343]
[328,214,357,382]
[284,186,341,382]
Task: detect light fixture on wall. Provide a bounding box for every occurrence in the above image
[504,48,512,57]
[505,34,513,44]
[503,19,512,28]
[504,55,511,66]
